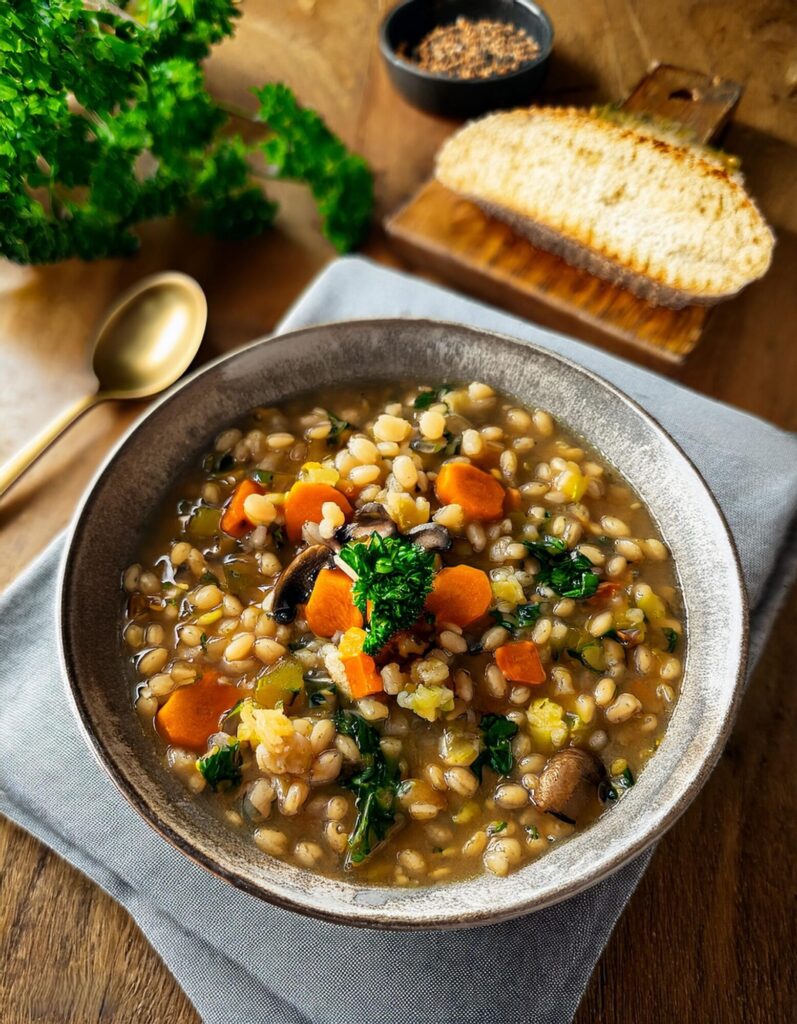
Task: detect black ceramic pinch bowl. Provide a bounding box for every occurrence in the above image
[379,0,553,118]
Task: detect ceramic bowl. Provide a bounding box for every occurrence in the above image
[379,0,554,118]
[59,319,747,929]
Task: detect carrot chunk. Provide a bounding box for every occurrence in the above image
[587,581,621,605]
[338,626,384,698]
[343,653,385,699]
[504,486,522,513]
[425,564,492,627]
[155,671,241,752]
[220,478,264,538]
[283,481,353,543]
[434,462,505,521]
[305,567,363,637]
[495,641,546,686]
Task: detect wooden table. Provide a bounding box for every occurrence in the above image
[1,2,795,1020]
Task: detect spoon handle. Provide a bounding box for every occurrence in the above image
[0,392,98,498]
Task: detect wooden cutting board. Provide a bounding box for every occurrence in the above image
[384,65,742,364]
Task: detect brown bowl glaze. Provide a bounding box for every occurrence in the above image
[58,319,747,929]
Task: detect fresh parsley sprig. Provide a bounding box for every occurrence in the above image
[0,3,373,264]
[338,533,435,655]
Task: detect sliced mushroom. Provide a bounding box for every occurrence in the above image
[271,544,333,624]
[334,502,397,545]
[534,748,607,824]
[407,522,452,553]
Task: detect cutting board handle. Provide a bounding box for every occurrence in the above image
[621,63,742,144]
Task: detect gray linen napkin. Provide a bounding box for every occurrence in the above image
[1,256,796,1024]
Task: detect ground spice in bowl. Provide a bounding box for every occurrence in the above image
[406,16,541,80]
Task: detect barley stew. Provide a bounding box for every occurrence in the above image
[124,381,683,885]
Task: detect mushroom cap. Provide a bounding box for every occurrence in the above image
[335,502,397,545]
[271,544,333,624]
[407,522,452,553]
[534,748,607,824]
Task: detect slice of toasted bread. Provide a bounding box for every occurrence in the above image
[435,107,774,308]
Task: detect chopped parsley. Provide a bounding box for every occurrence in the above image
[413,386,450,410]
[250,469,274,486]
[326,411,351,445]
[199,632,209,654]
[486,821,507,836]
[470,714,519,781]
[335,711,400,866]
[663,627,679,653]
[525,824,540,840]
[524,535,599,599]
[338,533,435,655]
[198,569,220,587]
[196,740,242,792]
[606,766,635,802]
[490,602,542,636]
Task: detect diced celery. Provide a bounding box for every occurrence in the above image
[187,506,221,540]
[195,607,222,626]
[452,800,480,825]
[254,657,305,710]
[636,590,666,623]
[299,461,339,485]
[397,684,455,722]
[440,726,481,766]
[527,698,566,753]
[491,577,525,605]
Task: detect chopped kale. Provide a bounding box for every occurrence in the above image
[196,740,242,792]
[490,602,542,637]
[470,714,519,781]
[413,386,450,410]
[326,410,352,446]
[335,711,400,866]
[663,627,679,653]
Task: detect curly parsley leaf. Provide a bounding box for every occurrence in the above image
[196,740,242,791]
[335,711,399,866]
[326,410,351,446]
[254,83,373,253]
[0,3,372,264]
[470,714,519,782]
[338,533,435,655]
[525,535,600,599]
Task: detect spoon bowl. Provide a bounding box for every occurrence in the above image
[93,273,208,399]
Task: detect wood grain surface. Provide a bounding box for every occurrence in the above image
[1,1,796,1021]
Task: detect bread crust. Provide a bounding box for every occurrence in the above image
[435,107,775,308]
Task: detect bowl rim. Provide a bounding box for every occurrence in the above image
[379,0,554,86]
[58,316,748,929]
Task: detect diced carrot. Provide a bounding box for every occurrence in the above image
[336,478,360,501]
[337,626,384,698]
[305,567,363,637]
[155,670,241,752]
[425,564,492,627]
[495,641,546,686]
[342,653,384,699]
[283,481,353,543]
[504,487,522,513]
[434,462,505,521]
[220,478,264,538]
[587,581,621,606]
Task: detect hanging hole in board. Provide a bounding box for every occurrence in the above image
[668,88,699,101]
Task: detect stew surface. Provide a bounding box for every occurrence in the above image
[123,381,684,885]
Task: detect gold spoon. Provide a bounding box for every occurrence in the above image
[0,271,207,498]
